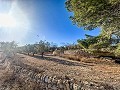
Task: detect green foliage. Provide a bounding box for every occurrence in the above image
[0,41,18,57]
[60,43,81,50]
[23,44,31,55]
[19,40,53,56]
[35,40,50,53]
[89,41,110,49]
[77,34,102,49]
[66,0,120,57]
[66,0,120,31]
[49,42,58,52]
[0,41,17,53]
[65,0,120,43]
[114,43,120,57]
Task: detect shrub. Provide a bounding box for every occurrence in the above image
[114,43,120,57]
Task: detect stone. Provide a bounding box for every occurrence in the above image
[64,80,70,90]
[99,86,105,90]
[36,73,42,79]
[73,83,78,90]
[48,84,52,89]
[52,85,58,90]
[84,81,89,85]
[28,72,33,76]
[37,79,41,83]
[48,76,52,83]
[44,76,49,83]
[52,76,57,83]
[69,82,73,90]
[57,80,64,89]
[40,75,44,81]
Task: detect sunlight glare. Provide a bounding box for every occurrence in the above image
[0,13,16,28]
[0,1,31,44]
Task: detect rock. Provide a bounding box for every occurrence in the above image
[57,79,64,89]
[40,74,44,81]
[48,84,52,89]
[44,75,49,83]
[52,85,58,90]
[64,80,70,90]
[73,83,78,90]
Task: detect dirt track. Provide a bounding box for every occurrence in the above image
[19,54,120,82]
[0,53,120,90]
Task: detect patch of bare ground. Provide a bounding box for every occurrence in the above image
[19,54,120,87]
[0,53,120,89]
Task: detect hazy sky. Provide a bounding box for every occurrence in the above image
[0,0,100,46]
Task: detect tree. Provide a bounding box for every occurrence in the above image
[65,0,120,37]
[49,42,58,52]
[0,41,18,57]
[0,41,17,52]
[29,44,37,56]
[34,40,51,57]
[23,44,31,55]
[66,0,120,57]
[21,44,37,56]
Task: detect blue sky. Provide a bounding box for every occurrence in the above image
[0,0,100,46]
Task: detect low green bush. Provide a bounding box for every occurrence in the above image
[115,43,120,57]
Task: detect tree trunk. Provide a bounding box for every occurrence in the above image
[41,52,44,58]
[33,53,34,56]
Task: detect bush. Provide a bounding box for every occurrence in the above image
[114,43,120,57]
[89,42,110,50]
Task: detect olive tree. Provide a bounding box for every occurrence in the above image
[0,41,18,57]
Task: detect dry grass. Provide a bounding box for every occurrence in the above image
[60,54,115,65]
[60,54,81,61]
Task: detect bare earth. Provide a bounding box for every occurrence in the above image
[0,53,120,89]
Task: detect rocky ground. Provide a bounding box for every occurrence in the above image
[0,53,120,90]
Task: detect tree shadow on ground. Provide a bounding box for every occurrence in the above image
[31,55,94,67]
[115,59,120,64]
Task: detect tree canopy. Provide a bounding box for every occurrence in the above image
[65,0,120,33]
[0,41,17,52]
[66,0,120,56]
